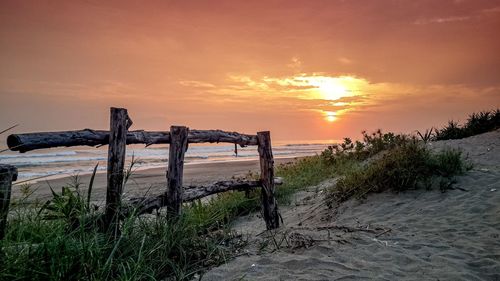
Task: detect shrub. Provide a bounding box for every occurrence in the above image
[327,141,468,204]
[435,109,500,140]
[321,130,413,164]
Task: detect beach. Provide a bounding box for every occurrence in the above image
[2,2,499,279]
[201,130,500,280]
[12,157,298,202]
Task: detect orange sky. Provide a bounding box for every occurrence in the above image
[1,0,499,142]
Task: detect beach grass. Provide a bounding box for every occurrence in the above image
[434,108,500,140]
[0,135,470,280]
[0,152,342,280]
[325,131,470,205]
[0,110,488,280]
[1,183,241,280]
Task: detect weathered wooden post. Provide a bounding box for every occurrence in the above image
[166,126,189,218]
[257,131,280,230]
[104,107,131,235]
[0,164,17,240]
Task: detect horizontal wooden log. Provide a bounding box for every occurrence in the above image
[7,129,258,153]
[125,177,283,216]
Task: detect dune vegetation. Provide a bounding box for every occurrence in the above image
[434,109,500,140]
[322,131,470,205]
[2,109,498,280]
[0,155,338,280]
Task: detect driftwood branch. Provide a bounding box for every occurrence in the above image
[7,129,258,153]
[125,178,283,216]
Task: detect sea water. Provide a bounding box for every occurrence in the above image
[0,140,335,182]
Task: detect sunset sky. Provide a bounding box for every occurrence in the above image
[1,0,499,142]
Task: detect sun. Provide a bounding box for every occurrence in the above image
[300,76,358,101]
[317,80,348,101]
[324,111,337,122]
[265,74,368,123]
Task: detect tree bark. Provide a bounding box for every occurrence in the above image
[104,107,129,235]
[7,129,257,153]
[166,126,189,218]
[257,131,280,230]
[0,164,17,240]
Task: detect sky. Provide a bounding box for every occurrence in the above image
[1,0,499,142]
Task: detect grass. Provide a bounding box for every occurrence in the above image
[434,109,500,140]
[0,153,341,281]
[0,109,482,280]
[2,188,258,280]
[325,133,470,205]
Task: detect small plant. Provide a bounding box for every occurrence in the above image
[435,120,467,140]
[327,141,468,205]
[416,128,434,143]
[435,109,500,140]
[38,175,97,231]
[321,130,413,164]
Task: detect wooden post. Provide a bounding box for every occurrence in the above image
[166,126,189,218]
[104,107,130,235]
[0,164,17,240]
[257,131,280,230]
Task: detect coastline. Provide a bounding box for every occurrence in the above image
[12,157,300,202]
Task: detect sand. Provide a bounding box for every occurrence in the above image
[12,158,297,203]
[201,129,500,281]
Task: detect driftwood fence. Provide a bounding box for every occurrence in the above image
[1,107,281,238]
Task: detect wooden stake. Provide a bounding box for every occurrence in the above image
[166,126,189,218]
[0,164,17,240]
[257,131,280,230]
[104,107,129,235]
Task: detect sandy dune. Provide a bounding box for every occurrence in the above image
[202,130,500,281]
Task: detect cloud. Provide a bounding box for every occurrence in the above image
[338,57,353,65]
[179,80,216,88]
[481,6,500,14]
[414,16,471,25]
[287,56,302,70]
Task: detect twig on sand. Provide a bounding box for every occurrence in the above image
[291,224,390,234]
[375,228,392,238]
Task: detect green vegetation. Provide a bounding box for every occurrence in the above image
[310,128,468,205]
[2,177,243,280]
[2,108,488,280]
[434,109,500,140]
[0,155,339,281]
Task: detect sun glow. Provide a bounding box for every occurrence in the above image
[309,78,348,101]
[302,76,364,101]
[325,111,337,122]
[229,74,369,123]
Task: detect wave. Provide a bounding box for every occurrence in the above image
[6,143,329,181]
[283,143,333,147]
[0,150,79,159]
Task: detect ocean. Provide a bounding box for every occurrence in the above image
[0,140,335,182]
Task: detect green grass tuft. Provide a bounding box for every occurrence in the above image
[435,109,500,140]
[327,139,469,204]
